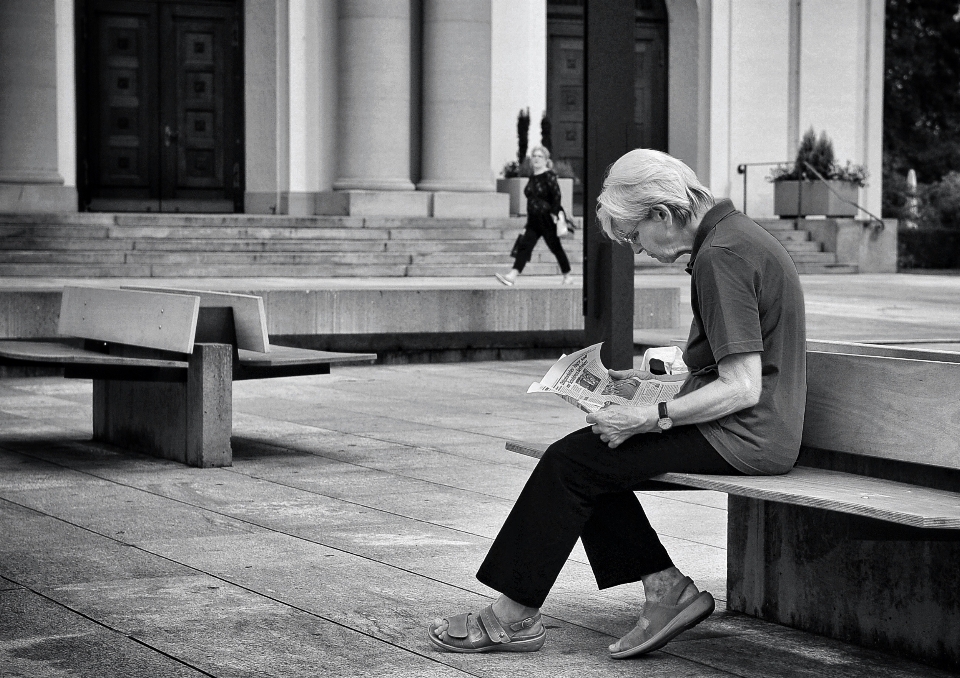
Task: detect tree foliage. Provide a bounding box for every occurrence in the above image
[884,0,960,184]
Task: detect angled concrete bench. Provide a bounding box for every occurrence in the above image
[508,340,960,670]
[0,286,375,468]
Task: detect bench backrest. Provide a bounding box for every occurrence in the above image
[803,349,960,471]
[58,287,199,354]
[124,286,270,353]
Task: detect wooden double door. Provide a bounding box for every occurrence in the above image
[78,0,242,212]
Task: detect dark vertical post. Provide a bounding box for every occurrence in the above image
[583,0,636,369]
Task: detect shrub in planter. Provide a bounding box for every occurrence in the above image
[769,128,868,217]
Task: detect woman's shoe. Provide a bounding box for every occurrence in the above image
[561,273,575,284]
[428,604,546,653]
[610,576,715,658]
[495,272,518,286]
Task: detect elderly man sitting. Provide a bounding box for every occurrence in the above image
[428,149,807,658]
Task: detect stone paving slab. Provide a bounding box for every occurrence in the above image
[0,588,207,678]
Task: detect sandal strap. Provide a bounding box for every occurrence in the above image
[479,605,512,644]
[663,576,693,607]
[477,606,541,645]
[445,612,471,639]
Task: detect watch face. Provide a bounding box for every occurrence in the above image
[658,417,673,430]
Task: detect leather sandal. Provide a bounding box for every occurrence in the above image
[610,576,714,659]
[428,604,545,653]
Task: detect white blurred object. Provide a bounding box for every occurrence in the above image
[640,346,688,375]
[905,169,919,230]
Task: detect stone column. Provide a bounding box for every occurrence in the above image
[0,0,73,211]
[333,0,414,191]
[417,0,494,193]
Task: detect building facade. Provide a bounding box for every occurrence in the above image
[0,0,885,219]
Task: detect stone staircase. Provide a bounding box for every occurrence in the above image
[755,218,858,274]
[0,213,854,278]
[0,213,584,278]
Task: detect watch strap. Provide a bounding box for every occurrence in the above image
[658,401,669,419]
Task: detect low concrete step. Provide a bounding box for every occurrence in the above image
[795,263,858,274]
[122,251,414,265]
[780,241,822,253]
[407,262,583,277]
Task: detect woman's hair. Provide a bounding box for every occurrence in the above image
[528,145,553,169]
[596,149,714,241]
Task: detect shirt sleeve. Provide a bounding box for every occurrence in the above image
[546,171,562,216]
[693,247,764,361]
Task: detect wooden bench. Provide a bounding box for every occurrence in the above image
[508,340,960,670]
[0,286,375,468]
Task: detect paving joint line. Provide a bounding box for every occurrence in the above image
[0,497,489,678]
[0,448,643,648]
[0,572,220,678]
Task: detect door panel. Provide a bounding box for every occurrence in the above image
[81,0,241,212]
[89,2,159,204]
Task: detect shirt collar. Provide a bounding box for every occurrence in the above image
[685,199,737,274]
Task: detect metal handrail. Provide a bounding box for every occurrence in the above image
[799,162,884,232]
[736,160,884,232]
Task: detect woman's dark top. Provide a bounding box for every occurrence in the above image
[524,170,562,218]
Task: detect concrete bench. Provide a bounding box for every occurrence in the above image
[0,286,375,468]
[507,340,960,670]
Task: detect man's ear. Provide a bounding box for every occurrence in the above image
[650,205,671,224]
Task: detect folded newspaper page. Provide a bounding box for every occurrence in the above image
[527,343,687,413]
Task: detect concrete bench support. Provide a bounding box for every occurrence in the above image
[93,343,233,468]
[728,496,960,668]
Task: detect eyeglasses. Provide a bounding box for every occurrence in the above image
[611,222,642,247]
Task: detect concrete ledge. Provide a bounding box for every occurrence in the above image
[803,218,897,273]
[315,190,432,217]
[0,183,77,213]
[0,285,680,352]
[431,192,509,218]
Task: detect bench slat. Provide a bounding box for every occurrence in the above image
[237,344,376,367]
[505,441,960,529]
[124,286,270,353]
[804,351,960,470]
[0,340,187,369]
[58,287,199,354]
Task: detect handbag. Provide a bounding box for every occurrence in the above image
[555,208,572,238]
[509,233,524,258]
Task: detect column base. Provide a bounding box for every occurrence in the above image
[0,183,77,212]
[315,190,431,217]
[431,191,509,218]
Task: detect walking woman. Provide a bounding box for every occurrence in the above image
[496,146,574,286]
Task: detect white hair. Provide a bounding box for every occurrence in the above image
[596,149,714,241]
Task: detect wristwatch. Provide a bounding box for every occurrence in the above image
[657,401,674,430]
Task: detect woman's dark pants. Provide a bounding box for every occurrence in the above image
[476,425,740,608]
[512,212,571,274]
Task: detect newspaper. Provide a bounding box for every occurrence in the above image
[527,343,687,414]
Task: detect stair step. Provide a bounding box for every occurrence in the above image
[795,263,858,274]
[780,241,822,253]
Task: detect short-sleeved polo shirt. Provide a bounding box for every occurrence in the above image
[675,199,807,474]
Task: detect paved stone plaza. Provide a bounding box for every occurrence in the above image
[2,272,960,677]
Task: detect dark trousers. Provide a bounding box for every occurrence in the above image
[512,212,571,274]
[476,425,741,608]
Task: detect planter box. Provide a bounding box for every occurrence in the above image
[496,177,575,217]
[773,180,859,218]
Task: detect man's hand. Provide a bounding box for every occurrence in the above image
[604,368,653,399]
[585,403,658,448]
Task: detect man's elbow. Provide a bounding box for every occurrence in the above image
[728,372,761,410]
